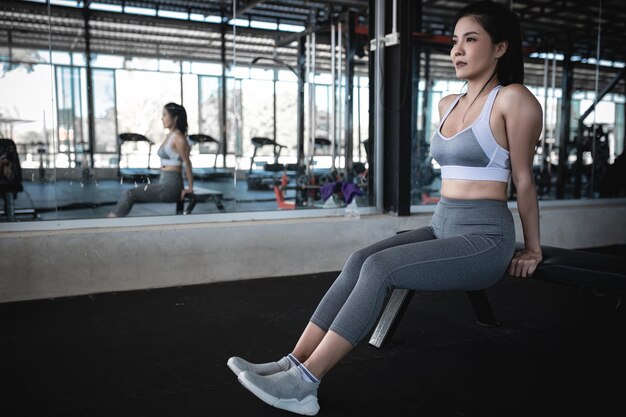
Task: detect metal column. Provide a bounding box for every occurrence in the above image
[296,37,306,171]
[83,1,95,174]
[367,0,379,208]
[344,11,356,181]
[382,0,420,215]
[556,50,573,199]
[220,21,228,166]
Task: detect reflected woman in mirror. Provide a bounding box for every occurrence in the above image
[228,1,543,415]
[108,103,193,217]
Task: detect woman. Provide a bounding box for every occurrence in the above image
[228,1,543,415]
[108,103,193,217]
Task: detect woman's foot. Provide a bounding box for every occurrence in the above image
[227,354,299,377]
[238,367,320,415]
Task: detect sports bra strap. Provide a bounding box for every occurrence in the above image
[439,94,464,128]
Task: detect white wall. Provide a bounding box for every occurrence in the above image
[1,198,625,303]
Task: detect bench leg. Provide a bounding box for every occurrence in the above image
[467,290,501,327]
[175,200,184,215]
[215,197,225,212]
[368,288,501,349]
[185,197,197,214]
[4,192,16,222]
[368,289,415,349]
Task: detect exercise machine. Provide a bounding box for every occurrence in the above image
[187,134,232,180]
[247,136,297,190]
[117,133,161,183]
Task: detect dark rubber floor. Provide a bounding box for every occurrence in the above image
[2,245,625,417]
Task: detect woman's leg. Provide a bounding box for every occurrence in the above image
[109,184,165,217]
[303,231,515,379]
[236,234,513,416]
[292,227,437,361]
[228,227,437,376]
[236,200,516,416]
[109,172,182,217]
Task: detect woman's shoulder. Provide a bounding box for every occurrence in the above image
[170,130,187,143]
[498,83,540,106]
[437,93,459,116]
[497,83,542,117]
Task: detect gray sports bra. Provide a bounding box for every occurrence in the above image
[430,85,511,183]
[157,135,182,167]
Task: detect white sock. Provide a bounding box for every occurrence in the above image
[297,363,319,383]
[287,353,301,368]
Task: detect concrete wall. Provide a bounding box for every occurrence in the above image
[1,198,625,303]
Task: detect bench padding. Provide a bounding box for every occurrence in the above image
[515,243,626,293]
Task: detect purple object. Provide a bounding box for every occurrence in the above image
[321,182,337,202]
[321,181,363,204]
[341,182,363,204]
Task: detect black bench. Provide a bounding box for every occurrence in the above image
[368,241,626,348]
[176,187,225,215]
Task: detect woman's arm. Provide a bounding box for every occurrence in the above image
[500,84,543,277]
[173,133,193,199]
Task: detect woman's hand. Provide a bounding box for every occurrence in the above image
[180,188,193,201]
[508,249,543,278]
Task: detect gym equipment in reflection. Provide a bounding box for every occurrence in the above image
[271,137,347,209]
[117,133,161,183]
[544,123,614,198]
[247,136,297,190]
[273,138,367,210]
[414,154,441,205]
[187,134,232,180]
[16,141,48,182]
[176,188,226,214]
[598,149,626,197]
[0,138,25,222]
[35,141,46,183]
[577,123,612,195]
[295,137,340,190]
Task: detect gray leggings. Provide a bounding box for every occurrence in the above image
[111,170,183,217]
[310,197,517,346]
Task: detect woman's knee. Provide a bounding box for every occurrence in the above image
[124,188,137,199]
[346,248,371,268]
[358,253,391,287]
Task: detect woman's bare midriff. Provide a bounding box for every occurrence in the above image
[440,179,508,201]
[161,166,182,172]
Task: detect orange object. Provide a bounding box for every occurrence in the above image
[274,184,295,210]
[421,192,440,205]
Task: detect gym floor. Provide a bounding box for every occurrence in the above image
[2,245,625,417]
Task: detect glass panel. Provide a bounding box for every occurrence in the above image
[199,76,221,141]
[92,69,117,156]
[0,62,55,188]
[275,80,298,157]
[1,0,372,222]
[0,2,56,222]
[116,69,181,150]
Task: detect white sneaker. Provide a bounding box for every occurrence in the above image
[227,355,292,377]
[238,366,320,415]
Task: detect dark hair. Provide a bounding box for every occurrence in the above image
[455,0,524,85]
[164,102,188,135]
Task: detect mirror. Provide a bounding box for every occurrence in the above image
[0,0,372,222]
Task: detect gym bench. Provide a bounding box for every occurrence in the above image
[176,187,225,215]
[368,240,626,349]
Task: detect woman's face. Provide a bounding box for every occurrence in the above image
[161,108,175,129]
[451,16,502,81]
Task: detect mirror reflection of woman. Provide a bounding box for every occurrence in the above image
[228,1,543,415]
[108,103,193,218]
